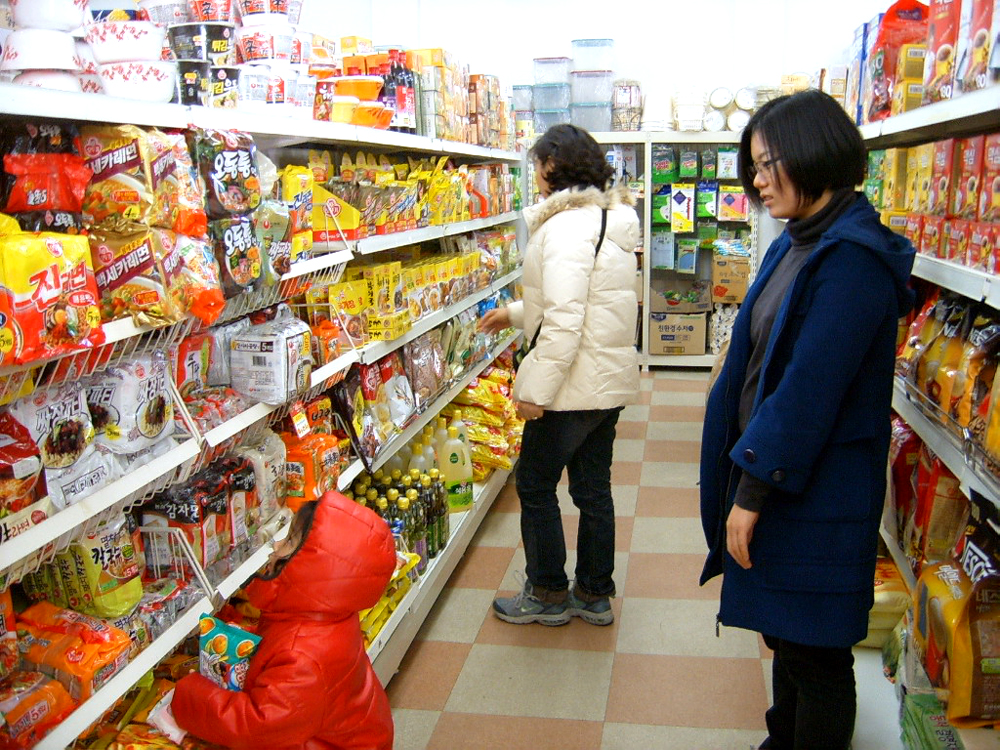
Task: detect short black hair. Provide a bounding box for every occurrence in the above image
[739,89,866,208]
[530,124,613,193]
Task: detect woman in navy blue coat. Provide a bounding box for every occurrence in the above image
[699,90,915,750]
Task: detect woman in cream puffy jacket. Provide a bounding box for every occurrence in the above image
[481,124,640,627]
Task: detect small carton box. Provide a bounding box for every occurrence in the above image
[341,36,373,55]
[863,178,885,209]
[891,81,925,116]
[946,219,971,262]
[912,143,937,213]
[921,215,946,256]
[881,210,909,235]
[968,221,996,271]
[922,0,963,104]
[648,313,707,356]
[904,213,925,248]
[929,138,960,216]
[979,133,1000,221]
[711,255,750,303]
[868,149,887,180]
[884,148,909,210]
[897,43,928,81]
[649,275,712,313]
[953,135,985,219]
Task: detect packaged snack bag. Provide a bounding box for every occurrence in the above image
[86,352,174,454]
[865,0,930,123]
[0,410,46,517]
[0,232,104,364]
[220,456,258,547]
[208,215,263,296]
[73,517,144,619]
[174,234,225,326]
[156,130,208,238]
[234,429,285,521]
[188,129,262,219]
[198,615,261,691]
[278,165,313,234]
[172,333,213,398]
[2,152,92,214]
[0,672,77,748]
[255,200,292,285]
[0,588,17,680]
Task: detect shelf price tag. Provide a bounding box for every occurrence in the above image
[289,401,311,438]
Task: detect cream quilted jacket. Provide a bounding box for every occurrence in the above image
[508,185,640,411]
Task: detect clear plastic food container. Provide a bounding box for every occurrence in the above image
[570,71,613,104]
[571,39,614,72]
[533,108,570,133]
[533,82,570,110]
[570,103,612,133]
[512,84,533,111]
[533,56,571,84]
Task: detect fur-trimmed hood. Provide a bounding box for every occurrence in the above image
[524,185,640,254]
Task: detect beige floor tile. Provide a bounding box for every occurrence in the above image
[640,461,700,489]
[621,404,650,422]
[624,552,719,600]
[391,709,441,750]
[561,515,634,553]
[646,420,703,441]
[471,510,522,548]
[445,644,615,720]
[631,517,708,554]
[614,485,639,517]
[615,420,647,440]
[612,461,643,485]
[616,597,760,658]
[635,486,700,518]
[386,641,472,710]
[650,404,707,423]
[643,439,702,463]
[612,438,646,462]
[650,390,708,406]
[640,377,654,391]
[492,482,520,513]
[416,587,497,643]
[430,713,604,750]
[500,549,630,594]
[601,723,764,750]
[762,657,773,705]
[445,545,516,590]
[637,389,652,405]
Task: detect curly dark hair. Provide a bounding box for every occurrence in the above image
[530,124,613,194]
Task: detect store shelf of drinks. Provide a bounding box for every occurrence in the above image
[860,86,1000,149]
[0,84,522,164]
[315,211,522,257]
[369,465,512,685]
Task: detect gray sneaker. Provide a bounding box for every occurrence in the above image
[492,576,570,626]
[565,585,614,625]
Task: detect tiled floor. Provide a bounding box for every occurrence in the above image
[386,368,901,750]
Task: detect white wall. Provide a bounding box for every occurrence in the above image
[302,0,891,114]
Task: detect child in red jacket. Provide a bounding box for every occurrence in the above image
[172,491,397,750]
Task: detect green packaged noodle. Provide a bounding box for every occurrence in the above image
[72,518,143,619]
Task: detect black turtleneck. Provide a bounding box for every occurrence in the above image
[733,188,857,512]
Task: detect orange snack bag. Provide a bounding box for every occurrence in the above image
[0,588,16,681]
[0,672,77,748]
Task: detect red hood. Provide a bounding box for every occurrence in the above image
[246,491,396,619]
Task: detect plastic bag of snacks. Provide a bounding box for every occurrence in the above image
[220,456,259,547]
[381,352,415,425]
[86,352,175,454]
[2,152,92,215]
[255,199,292,285]
[199,614,262,691]
[188,128,262,219]
[155,130,209,238]
[0,411,45,517]
[105,603,152,659]
[174,234,226,326]
[72,517,144,619]
[0,672,77,748]
[0,588,16,681]
[234,429,285,522]
[208,214,263,296]
[0,232,104,365]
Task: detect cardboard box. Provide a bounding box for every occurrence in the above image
[968,221,996,271]
[341,36,373,55]
[845,21,871,124]
[930,138,960,216]
[711,255,750,303]
[891,81,925,116]
[881,210,909,235]
[897,43,928,81]
[905,212,925,247]
[923,0,963,104]
[884,148,909,210]
[912,143,936,213]
[649,275,712,313]
[980,133,1000,220]
[953,135,985,219]
[648,313,707,355]
[921,215,946,256]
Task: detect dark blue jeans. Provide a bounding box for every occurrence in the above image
[760,634,856,750]
[515,407,622,597]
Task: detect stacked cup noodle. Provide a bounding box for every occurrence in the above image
[162,1,238,107]
[83,6,176,103]
[2,0,94,93]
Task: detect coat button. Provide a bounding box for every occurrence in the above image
[772,469,786,483]
[743,449,756,463]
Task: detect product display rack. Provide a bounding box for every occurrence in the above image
[0,86,525,747]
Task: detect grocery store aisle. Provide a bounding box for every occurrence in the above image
[385,368,901,750]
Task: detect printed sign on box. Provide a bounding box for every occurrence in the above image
[711,255,750,303]
[649,313,706,355]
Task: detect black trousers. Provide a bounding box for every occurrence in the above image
[760,634,856,750]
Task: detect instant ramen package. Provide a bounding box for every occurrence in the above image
[229,316,313,405]
[2,152,91,215]
[0,671,77,749]
[208,214,263,296]
[71,517,143,619]
[175,234,225,326]
[199,615,261,691]
[156,130,208,238]
[8,382,95,478]
[255,199,292,285]
[188,128,262,219]
[85,352,174,454]
[0,232,104,364]
[0,410,45,517]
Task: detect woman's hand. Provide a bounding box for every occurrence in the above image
[726,505,760,570]
[516,401,544,421]
[479,307,511,334]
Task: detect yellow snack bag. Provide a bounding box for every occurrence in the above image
[279,165,314,234]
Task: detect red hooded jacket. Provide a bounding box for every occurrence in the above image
[172,491,397,749]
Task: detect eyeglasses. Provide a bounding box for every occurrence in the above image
[748,156,781,180]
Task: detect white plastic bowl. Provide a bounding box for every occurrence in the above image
[74,40,98,74]
[1,29,79,72]
[78,73,103,93]
[13,70,83,92]
[11,0,87,32]
[86,21,166,64]
[98,60,177,102]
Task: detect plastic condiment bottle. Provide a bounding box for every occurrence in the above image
[407,444,428,474]
[420,475,439,559]
[387,488,401,521]
[375,495,390,523]
[405,488,428,574]
[428,468,449,548]
[383,451,406,478]
[450,409,469,444]
[421,435,438,471]
[433,416,450,458]
[397,440,414,471]
[441,427,473,512]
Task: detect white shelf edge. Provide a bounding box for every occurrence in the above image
[0,438,201,573]
[310,350,360,389]
[337,460,365,492]
[911,255,990,303]
[35,596,212,750]
[354,212,520,256]
[879,526,917,593]
[280,248,355,281]
[203,401,279,448]
[369,466,512,680]
[214,543,275,601]
[645,353,717,368]
[862,87,1000,146]
[357,269,522,365]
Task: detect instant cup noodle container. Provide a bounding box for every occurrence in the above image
[97,60,178,101]
[290,72,316,115]
[352,100,386,128]
[177,58,210,104]
[332,74,382,100]
[13,69,82,91]
[703,108,726,132]
[570,70,613,104]
[74,40,98,74]
[734,87,756,111]
[2,29,80,71]
[168,22,235,66]
[287,0,303,24]
[236,21,293,62]
[188,0,233,22]
[533,56,571,84]
[206,64,239,107]
[533,108,570,133]
[532,82,570,109]
[569,102,612,132]
[78,72,103,93]
[571,38,614,72]
[512,84,533,111]
[264,61,295,107]
[237,61,269,109]
[235,0,289,25]
[313,82,360,122]
[138,0,190,26]
[709,87,733,109]
[85,21,166,64]
[727,109,751,132]
[290,30,312,64]
[10,0,87,32]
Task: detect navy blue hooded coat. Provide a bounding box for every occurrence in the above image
[699,194,915,648]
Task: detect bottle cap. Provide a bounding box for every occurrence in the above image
[366,489,378,502]
[406,489,418,500]
[421,476,432,487]
[448,426,458,438]
[410,468,420,479]
[429,468,440,479]
[391,469,402,480]
[387,488,400,502]
[437,417,447,429]
[398,497,410,511]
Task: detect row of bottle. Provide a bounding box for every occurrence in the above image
[383,412,473,512]
[358,48,417,134]
[346,467,450,576]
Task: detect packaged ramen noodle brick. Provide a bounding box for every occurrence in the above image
[229,316,313,405]
[156,130,208,238]
[2,152,91,215]
[0,411,46,517]
[254,199,292,285]
[206,318,250,387]
[172,333,213,399]
[0,588,16,681]
[279,165,314,235]
[71,517,144,619]
[0,671,77,749]
[198,615,261,692]
[188,128,262,219]
[220,456,258,547]
[234,429,285,522]
[0,232,104,364]
[209,214,263,296]
[105,604,151,659]
[86,352,174,454]
[174,233,225,326]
